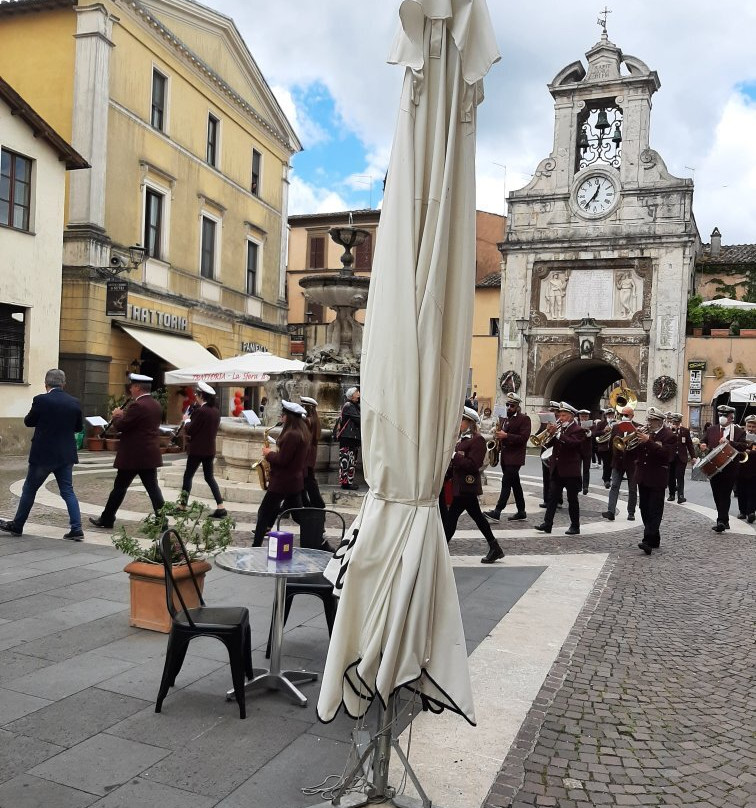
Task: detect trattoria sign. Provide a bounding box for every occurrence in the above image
[126,304,187,332]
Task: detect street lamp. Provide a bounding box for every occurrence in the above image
[641,317,653,334]
[515,318,530,340]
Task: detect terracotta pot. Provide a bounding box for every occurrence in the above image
[105,438,120,452]
[692,327,703,336]
[123,559,212,633]
[710,328,730,337]
[86,436,105,451]
[739,329,756,337]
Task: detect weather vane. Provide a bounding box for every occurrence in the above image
[597,6,611,35]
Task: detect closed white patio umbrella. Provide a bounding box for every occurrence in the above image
[316,2,499,800]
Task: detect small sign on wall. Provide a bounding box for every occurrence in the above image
[106,281,128,317]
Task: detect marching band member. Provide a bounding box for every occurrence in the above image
[603,405,638,521]
[635,407,676,555]
[699,404,747,532]
[484,393,531,522]
[252,401,310,547]
[90,373,165,529]
[666,413,695,504]
[736,415,756,523]
[444,407,505,564]
[299,396,325,509]
[535,402,585,535]
[592,408,615,488]
[578,409,593,495]
[538,401,562,508]
[179,381,226,518]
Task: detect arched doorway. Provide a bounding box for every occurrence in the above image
[547,359,623,413]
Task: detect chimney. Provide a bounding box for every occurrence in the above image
[710,227,721,257]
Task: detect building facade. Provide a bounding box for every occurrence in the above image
[0,0,300,423]
[0,78,88,453]
[497,30,699,416]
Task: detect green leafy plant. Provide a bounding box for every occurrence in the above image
[151,387,169,422]
[112,500,234,563]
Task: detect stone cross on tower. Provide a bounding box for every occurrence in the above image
[597,6,611,35]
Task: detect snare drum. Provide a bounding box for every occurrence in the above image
[691,442,740,481]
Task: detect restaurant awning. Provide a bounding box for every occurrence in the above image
[118,324,219,369]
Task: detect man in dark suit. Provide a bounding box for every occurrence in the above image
[484,392,532,521]
[0,369,84,540]
[535,402,586,536]
[666,413,695,504]
[89,373,165,529]
[577,409,593,495]
[736,415,756,523]
[634,407,677,555]
[602,405,638,522]
[699,404,747,532]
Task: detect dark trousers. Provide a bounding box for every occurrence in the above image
[544,473,581,528]
[302,468,325,509]
[638,483,665,546]
[581,456,590,492]
[495,465,525,513]
[541,459,562,505]
[709,471,735,525]
[736,476,756,516]
[667,460,687,499]
[101,468,164,525]
[181,455,223,504]
[599,452,612,483]
[444,494,496,545]
[253,490,303,546]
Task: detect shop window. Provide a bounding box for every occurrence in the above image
[246,240,259,296]
[144,189,163,259]
[0,148,32,232]
[307,302,324,323]
[200,216,216,279]
[308,235,325,269]
[0,304,26,382]
[151,69,167,131]
[354,231,372,269]
[206,114,219,166]
[251,149,261,196]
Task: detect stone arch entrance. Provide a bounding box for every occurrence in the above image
[546,359,623,412]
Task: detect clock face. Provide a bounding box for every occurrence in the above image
[575,175,617,216]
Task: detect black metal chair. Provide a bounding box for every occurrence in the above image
[155,529,254,719]
[265,507,346,658]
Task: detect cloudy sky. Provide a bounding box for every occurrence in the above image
[213,0,756,244]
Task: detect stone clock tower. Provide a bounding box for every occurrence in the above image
[497,28,699,414]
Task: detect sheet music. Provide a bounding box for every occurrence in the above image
[85,416,108,428]
[241,410,261,426]
[538,412,557,425]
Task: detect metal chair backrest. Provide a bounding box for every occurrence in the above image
[158,528,205,628]
[276,507,347,546]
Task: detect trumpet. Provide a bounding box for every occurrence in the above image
[530,423,563,448]
[612,425,651,453]
[251,427,274,490]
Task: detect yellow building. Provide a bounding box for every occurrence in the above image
[0,0,300,422]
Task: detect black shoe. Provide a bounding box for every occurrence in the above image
[538,502,547,508]
[712,522,726,533]
[638,541,652,555]
[210,508,228,519]
[507,512,527,521]
[748,513,755,524]
[581,488,588,495]
[677,497,686,504]
[88,517,114,529]
[667,494,675,502]
[534,523,551,534]
[724,522,730,530]
[0,520,22,536]
[627,513,635,521]
[736,513,747,520]
[63,529,84,541]
[604,482,611,489]
[480,542,504,564]
[484,510,501,522]
[601,511,615,521]
[320,540,336,553]
[565,525,580,535]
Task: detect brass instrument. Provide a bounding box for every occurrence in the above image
[484,416,505,468]
[612,424,651,453]
[608,385,638,415]
[251,428,274,490]
[595,424,613,445]
[530,423,563,448]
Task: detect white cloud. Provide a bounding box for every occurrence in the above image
[288,174,349,216]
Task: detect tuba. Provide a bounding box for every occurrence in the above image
[608,385,638,415]
[251,428,274,490]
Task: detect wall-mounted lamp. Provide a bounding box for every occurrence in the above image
[515,318,530,341]
[641,317,653,334]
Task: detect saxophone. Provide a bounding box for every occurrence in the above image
[251,428,274,490]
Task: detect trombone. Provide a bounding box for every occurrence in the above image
[530,423,564,448]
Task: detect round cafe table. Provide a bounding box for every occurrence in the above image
[215,547,331,707]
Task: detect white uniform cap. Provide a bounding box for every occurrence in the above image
[282,400,307,418]
[669,412,683,421]
[505,392,521,404]
[300,395,318,406]
[462,406,480,424]
[647,406,666,420]
[345,386,359,399]
[548,400,560,409]
[128,373,153,383]
[745,414,756,424]
[558,402,578,415]
[197,381,215,396]
[717,404,736,414]
[577,409,591,415]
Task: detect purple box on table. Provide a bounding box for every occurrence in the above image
[267,531,294,561]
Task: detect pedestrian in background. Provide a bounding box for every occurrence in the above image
[0,369,83,540]
[337,386,361,490]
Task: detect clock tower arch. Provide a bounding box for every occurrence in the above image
[497,28,699,415]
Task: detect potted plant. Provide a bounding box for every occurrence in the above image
[112,500,234,632]
[86,427,105,451]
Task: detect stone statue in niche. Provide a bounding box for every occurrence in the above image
[544,271,570,319]
[616,272,637,318]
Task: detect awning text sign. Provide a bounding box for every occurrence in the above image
[185,372,271,383]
